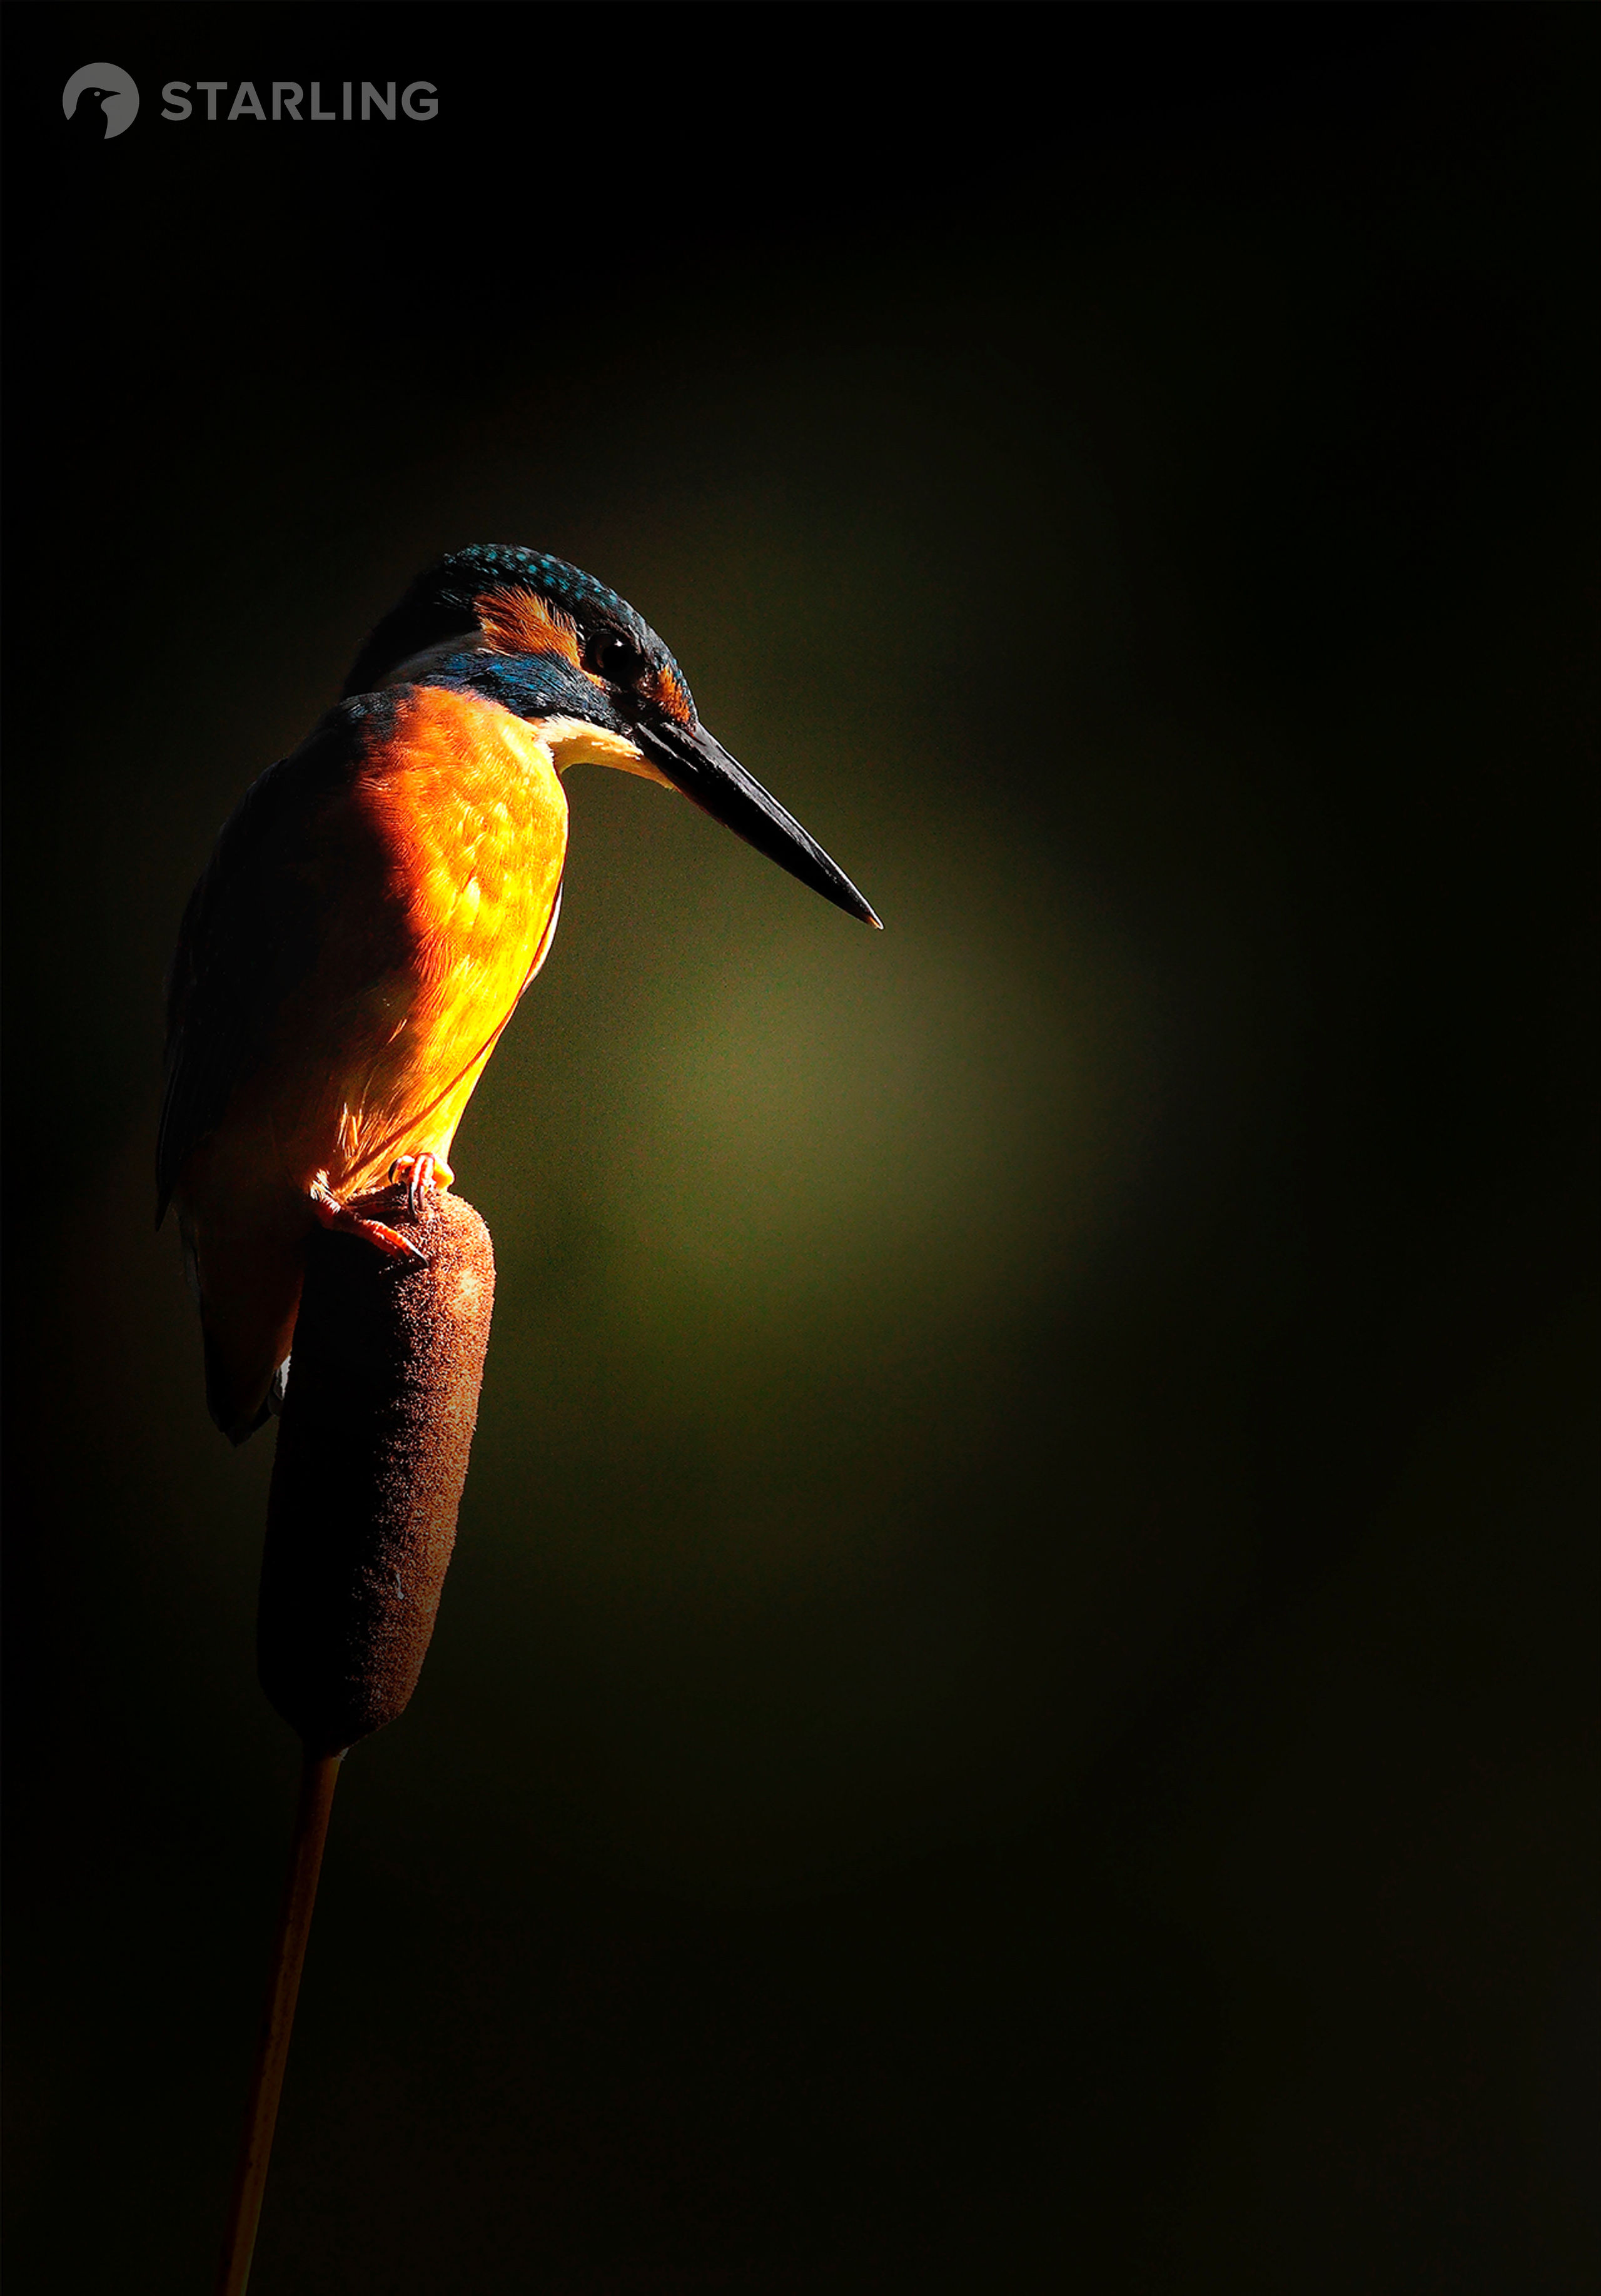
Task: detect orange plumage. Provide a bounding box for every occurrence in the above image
[161,685,567,1440]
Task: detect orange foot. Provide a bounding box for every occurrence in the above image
[388,1152,452,1221]
[310,1179,430,1263]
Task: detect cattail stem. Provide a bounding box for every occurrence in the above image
[216,1185,493,2282]
[216,1745,343,2296]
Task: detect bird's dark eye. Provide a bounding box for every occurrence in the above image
[583,631,642,684]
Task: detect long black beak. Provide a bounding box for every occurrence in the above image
[635,717,881,928]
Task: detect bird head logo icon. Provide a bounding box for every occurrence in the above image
[63,63,139,141]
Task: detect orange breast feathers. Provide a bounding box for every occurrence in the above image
[331,686,570,1191]
[190,684,570,1218]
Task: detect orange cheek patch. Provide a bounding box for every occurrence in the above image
[475,587,582,667]
[646,665,695,726]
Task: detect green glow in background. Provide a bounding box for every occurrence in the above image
[5,8,1596,2291]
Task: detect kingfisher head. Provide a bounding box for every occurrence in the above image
[344,544,879,928]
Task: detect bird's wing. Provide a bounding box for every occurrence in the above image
[156,706,367,1224]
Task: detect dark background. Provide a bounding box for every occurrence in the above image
[4,5,1596,2290]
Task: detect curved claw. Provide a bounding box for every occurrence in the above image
[311,1180,430,1263]
[388,1153,450,1221]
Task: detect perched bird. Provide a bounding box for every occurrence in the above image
[159,545,879,1442]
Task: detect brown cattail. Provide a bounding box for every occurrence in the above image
[258,1188,495,1754]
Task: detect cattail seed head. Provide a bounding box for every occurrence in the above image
[258,1190,495,1753]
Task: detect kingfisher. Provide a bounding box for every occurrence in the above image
[159,545,879,1442]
